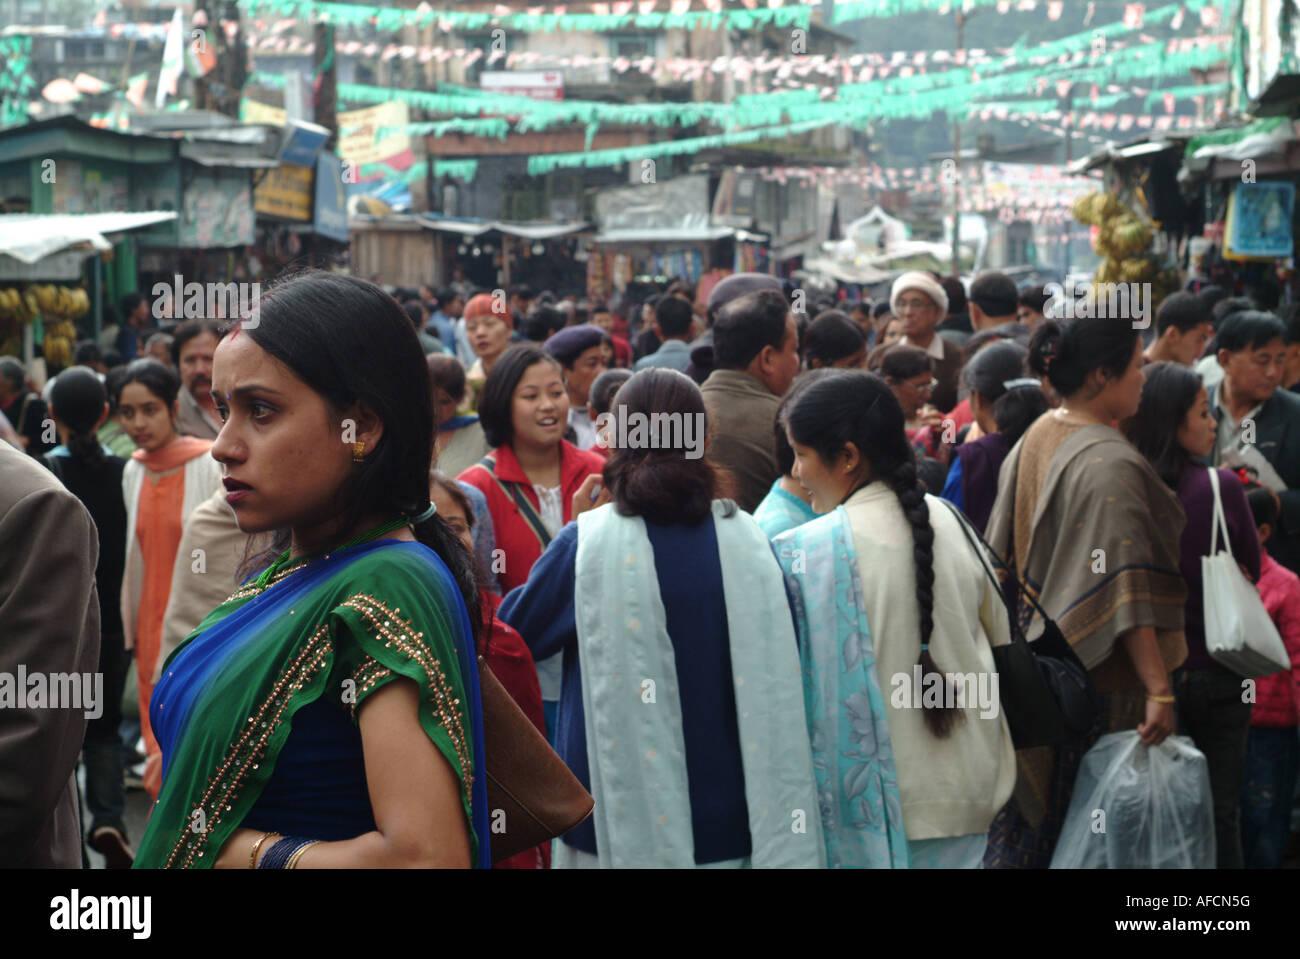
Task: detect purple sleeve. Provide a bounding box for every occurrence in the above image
[1219,469,1262,583]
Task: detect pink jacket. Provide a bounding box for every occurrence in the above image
[1252,553,1300,728]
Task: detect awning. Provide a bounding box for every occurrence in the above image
[0,211,178,264]
[799,256,896,285]
[416,216,589,239]
[591,227,735,244]
[1067,138,1179,175]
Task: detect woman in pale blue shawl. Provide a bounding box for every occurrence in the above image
[776,370,1016,869]
[500,368,824,868]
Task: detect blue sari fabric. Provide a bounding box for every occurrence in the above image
[774,508,910,868]
[148,539,491,869]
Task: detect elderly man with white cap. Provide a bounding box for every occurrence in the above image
[866,271,964,413]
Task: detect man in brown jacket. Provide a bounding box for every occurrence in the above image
[867,271,964,414]
[700,288,801,513]
[0,441,100,867]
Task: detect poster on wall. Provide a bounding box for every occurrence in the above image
[51,160,130,214]
[1226,181,1295,260]
[180,170,255,248]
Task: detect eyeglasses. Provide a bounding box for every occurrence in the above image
[896,298,935,313]
[907,377,938,393]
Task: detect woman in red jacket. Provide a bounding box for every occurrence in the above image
[456,343,605,740]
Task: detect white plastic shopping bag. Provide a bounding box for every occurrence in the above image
[1202,468,1290,678]
[1049,731,1214,869]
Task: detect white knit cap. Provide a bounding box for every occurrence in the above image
[890,271,949,318]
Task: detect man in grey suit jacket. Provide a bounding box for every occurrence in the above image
[0,441,101,867]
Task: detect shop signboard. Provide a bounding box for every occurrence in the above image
[313,152,349,243]
[254,163,314,221]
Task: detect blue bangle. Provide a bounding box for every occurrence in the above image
[258,836,313,870]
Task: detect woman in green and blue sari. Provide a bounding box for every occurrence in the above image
[133,271,490,869]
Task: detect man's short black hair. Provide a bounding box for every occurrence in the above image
[1278,302,1300,344]
[872,300,893,319]
[654,296,693,338]
[712,290,791,371]
[969,271,1019,319]
[120,292,147,318]
[1155,292,1211,336]
[436,288,462,307]
[1217,311,1287,353]
[1212,296,1256,328]
[73,340,103,366]
[1018,286,1050,314]
[524,306,565,343]
[171,319,222,366]
[508,284,534,301]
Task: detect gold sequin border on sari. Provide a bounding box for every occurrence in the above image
[163,625,333,868]
[338,593,473,791]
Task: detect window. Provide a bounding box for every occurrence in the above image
[609,33,656,59]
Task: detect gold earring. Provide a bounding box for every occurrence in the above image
[352,441,365,462]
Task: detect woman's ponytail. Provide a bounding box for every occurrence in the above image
[889,457,963,739]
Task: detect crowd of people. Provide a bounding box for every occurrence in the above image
[3,262,1300,870]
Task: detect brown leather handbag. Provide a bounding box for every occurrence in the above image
[477,655,594,862]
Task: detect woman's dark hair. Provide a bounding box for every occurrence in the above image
[964,340,1047,445]
[786,370,959,738]
[774,369,838,475]
[872,300,893,319]
[589,368,632,416]
[1027,317,1138,397]
[1121,361,1203,489]
[104,365,129,414]
[49,366,110,472]
[426,353,467,406]
[603,368,731,526]
[803,310,867,368]
[879,344,932,382]
[230,269,481,645]
[402,300,427,329]
[1245,482,1280,530]
[116,358,180,408]
[477,343,562,449]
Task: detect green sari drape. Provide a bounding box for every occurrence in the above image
[132,539,488,868]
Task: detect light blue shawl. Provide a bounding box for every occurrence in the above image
[573,501,825,868]
[774,507,911,868]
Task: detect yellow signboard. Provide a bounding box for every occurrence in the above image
[241,98,287,127]
[254,163,313,221]
[337,101,410,167]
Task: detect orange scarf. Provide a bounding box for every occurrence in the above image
[132,434,214,471]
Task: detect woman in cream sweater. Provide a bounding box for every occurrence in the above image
[775,369,1015,868]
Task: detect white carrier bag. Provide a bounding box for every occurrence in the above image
[1203,467,1290,678]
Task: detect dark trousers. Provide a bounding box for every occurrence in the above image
[1173,665,1253,869]
[82,633,128,838]
[1240,726,1299,869]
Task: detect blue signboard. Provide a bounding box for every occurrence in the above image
[314,152,350,243]
[280,119,329,168]
[1228,181,1295,259]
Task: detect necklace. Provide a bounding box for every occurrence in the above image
[253,515,410,591]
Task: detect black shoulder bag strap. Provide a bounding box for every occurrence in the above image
[477,453,553,550]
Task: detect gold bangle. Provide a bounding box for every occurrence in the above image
[249,831,279,869]
[286,840,321,870]
[1147,694,1176,704]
